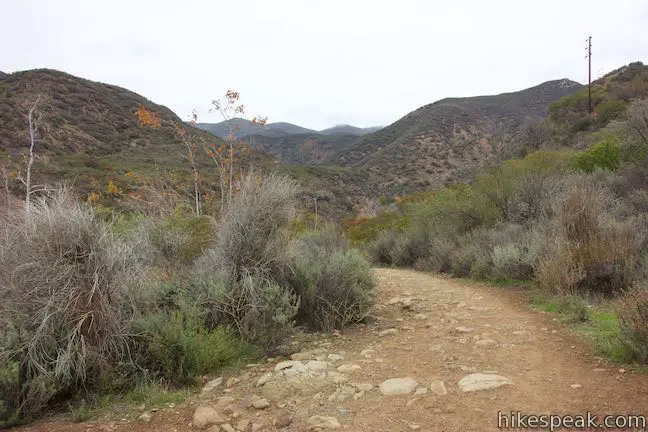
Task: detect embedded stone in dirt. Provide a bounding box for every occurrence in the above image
[379,328,398,336]
[454,326,474,333]
[307,415,341,429]
[201,377,223,395]
[429,381,448,396]
[236,419,251,431]
[306,360,330,371]
[291,348,328,361]
[193,406,226,428]
[220,424,236,432]
[414,313,428,320]
[379,377,419,395]
[360,348,375,358]
[327,371,347,383]
[138,411,153,423]
[414,387,428,395]
[256,372,274,387]
[226,377,240,387]
[327,354,344,361]
[273,412,293,429]
[388,296,404,305]
[468,306,492,312]
[328,385,357,402]
[337,364,362,373]
[275,360,305,372]
[475,339,497,347]
[215,396,236,409]
[251,396,271,409]
[458,373,513,392]
[353,382,374,392]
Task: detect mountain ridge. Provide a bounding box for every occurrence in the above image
[194,119,383,139]
[331,78,584,195]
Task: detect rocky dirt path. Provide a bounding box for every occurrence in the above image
[14,269,648,432]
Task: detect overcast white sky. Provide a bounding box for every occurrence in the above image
[3,0,648,130]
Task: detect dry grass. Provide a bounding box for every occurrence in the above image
[198,172,300,280]
[616,284,648,362]
[0,187,143,419]
[534,178,641,295]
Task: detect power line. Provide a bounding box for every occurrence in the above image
[585,36,592,114]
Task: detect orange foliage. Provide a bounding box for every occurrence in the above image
[135,105,162,128]
[107,179,121,196]
[87,191,100,204]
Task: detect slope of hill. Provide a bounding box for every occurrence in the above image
[195,118,317,139]
[0,71,8,80]
[320,124,383,136]
[0,68,370,218]
[196,121,383,165]
[332,78,584,196]
[549,61,648,147]
[0,68,221,156]
[244,133,360,164]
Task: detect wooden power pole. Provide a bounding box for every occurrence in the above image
[586,36,592,114]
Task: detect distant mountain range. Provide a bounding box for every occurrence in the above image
[5,62,645,217]
[194,118,382,139]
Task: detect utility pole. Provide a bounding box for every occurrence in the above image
[586,36,592,114]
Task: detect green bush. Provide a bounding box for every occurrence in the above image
[573,138,621,173]
[366,229,398,265]
[134,296,255,385]
[491,244,533,280]
[134,212,216,267]
[288,228,375,331]
[594,100,627,126]
[447,229,493,278]
[412,236,455,273]
[197,273,300,349]
[555,295,590,323]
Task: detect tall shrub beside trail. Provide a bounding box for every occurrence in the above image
[200,172,300,281]
[287,224,375,331]
[534,178,640,295]
[0,188,142,423]
[191,173,302,348]
[616,284,648,363]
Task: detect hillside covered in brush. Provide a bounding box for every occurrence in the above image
[549,62,648,147]
[243,133,359,164]
[195,120,383,165]
[332,78,584,196]
[0,69,369,218]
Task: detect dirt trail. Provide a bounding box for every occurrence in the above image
[14,269,648,432]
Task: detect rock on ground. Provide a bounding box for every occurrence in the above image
[200,377,223,396]
[379,377,419,395]
[193,406,226,428]
[307,415,341,429]
[458,373,513,392]
[429,381,448,396]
